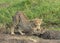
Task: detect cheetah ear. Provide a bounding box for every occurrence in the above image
[40,19,43,23]
[40,19,43,21]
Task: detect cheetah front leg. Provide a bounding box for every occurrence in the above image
[11,27,15,35]
[18,30,25,35]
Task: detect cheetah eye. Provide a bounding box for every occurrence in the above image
[37,29,39,31]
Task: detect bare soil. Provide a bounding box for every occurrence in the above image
[0,33,60,43]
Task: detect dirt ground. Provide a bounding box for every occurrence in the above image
[0,34,60,43]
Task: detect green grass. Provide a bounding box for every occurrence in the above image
[0,0,60,25]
